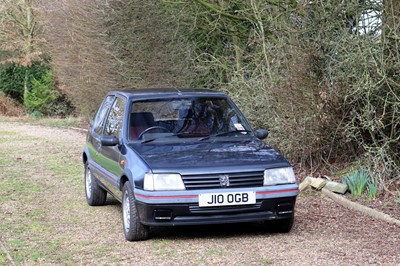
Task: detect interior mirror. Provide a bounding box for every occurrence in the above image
[255,129,269,140]
[101,136,120,146]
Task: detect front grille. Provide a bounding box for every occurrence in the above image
[181,171,264,190]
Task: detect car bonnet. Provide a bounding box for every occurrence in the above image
[128,138,290,173]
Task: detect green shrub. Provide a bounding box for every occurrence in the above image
[0,62,49,103]
[24,71,59,115]
[0,63,26,102]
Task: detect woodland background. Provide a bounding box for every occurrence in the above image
[0,0,399,188]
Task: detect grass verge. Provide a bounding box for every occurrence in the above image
[0,123,84,264]
[0,115,86,129]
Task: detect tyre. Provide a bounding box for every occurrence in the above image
[122,181,149,241]
[84,163,107,206]
[265,214,294,233]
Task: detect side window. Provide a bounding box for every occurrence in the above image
[104,97,126,138]
[94,96,114,135]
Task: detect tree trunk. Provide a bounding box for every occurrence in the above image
[23,0,34,103]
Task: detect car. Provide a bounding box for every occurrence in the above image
[82,88,298,241]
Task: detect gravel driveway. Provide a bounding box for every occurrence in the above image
[0,121,399,265]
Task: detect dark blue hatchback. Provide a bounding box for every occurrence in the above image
[82,88,298,241]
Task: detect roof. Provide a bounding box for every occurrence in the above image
[108,88,228,100]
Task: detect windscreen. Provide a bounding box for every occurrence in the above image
[129,97,251,140]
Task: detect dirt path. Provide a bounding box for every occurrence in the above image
[0,121,399,265]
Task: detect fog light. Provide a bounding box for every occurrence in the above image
[154,209,172,221]
[277,202,293,215]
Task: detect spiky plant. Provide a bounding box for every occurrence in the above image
[343,168,369,198]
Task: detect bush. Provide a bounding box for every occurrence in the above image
[307,2,400,182]
[24,71,60,116]
[0,63,26,102]
[0,62,49,103]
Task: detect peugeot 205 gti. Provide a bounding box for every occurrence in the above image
[82,88,298,241]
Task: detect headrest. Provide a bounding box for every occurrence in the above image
[130,112,155,126]
[179,108,193,119]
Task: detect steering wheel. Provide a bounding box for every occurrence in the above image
[138,126,171,140]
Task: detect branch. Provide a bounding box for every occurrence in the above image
[192,0,252,22]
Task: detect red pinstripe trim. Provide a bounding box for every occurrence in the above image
[257,189,299,195]
[91,164,119,186]
[135,189,298,200]
[135,193,197,200]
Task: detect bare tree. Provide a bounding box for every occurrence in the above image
[39,0,193,117]
[39,0,119,117]
[0,0,43,96]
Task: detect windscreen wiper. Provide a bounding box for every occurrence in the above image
[141,138,158,144]
[198,130,251,141]
[141,132,192,144]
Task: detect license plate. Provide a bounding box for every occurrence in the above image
[198,191,256,207]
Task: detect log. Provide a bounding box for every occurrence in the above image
[321,188,400,227]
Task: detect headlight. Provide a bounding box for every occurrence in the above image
[263,167,296,186]
[144,173,186,191]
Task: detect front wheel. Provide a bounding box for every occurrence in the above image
[122,182,149,241]
[84,163,107,206]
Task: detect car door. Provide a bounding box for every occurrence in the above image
[96,96,126,199]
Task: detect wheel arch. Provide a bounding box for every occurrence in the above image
[82,146,90,165]
[120,175,129,191]
[82,152,88,165]
[119,169,136,192]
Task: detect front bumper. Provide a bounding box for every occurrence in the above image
[135,193,297,226]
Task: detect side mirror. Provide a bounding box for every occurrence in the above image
[101,135,120,146]
[255,129,269,140]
